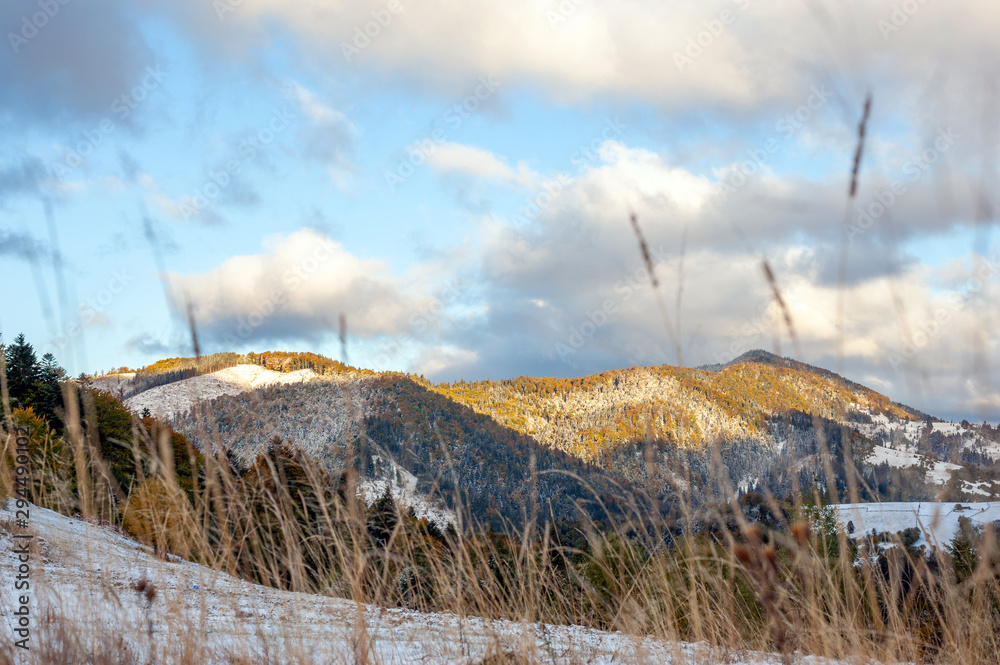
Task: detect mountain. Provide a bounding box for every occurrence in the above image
[98,350,1000,527]
[434,349,922,459]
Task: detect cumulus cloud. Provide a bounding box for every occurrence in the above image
[167,228,432,346]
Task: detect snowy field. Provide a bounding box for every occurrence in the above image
[832,502,1000,548]
[0,501,847,664]
[123,364,319,419]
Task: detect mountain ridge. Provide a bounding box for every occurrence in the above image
[94,349,1000,523]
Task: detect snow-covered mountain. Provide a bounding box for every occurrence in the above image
[99,350,1000,517]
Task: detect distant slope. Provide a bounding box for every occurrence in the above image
[434,351,919,460]
[115,349,1000,515]
[94,351,362,401]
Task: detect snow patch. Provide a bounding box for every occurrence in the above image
[866,445,961,485]
[124,365,319,419]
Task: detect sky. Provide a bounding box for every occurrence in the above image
[1,0,998,422]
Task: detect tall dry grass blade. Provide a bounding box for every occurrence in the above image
[760,260,799,357]
[0,348,12,433]
[186,300,201,361]
[339,312,349,366]
[837,93,873,373]
[628,212,682,366]
[43,198,79,371]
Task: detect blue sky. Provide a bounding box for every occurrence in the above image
[1,0,998,421]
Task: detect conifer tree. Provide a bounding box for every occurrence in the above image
[4,333,40,409]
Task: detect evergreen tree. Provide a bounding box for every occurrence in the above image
[1,334,66,426]
[948,516,978,584]
[368,486,398,548]
[35,352,66,425]
[4,333,40,409]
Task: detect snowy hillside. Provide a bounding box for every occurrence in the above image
[360,453,457,528]
[90,372,136,395]
[123,364,319,419]
[850,411,1000,462]
[0,501,834,664]
[437,353,920,459]
[832,502,1000,548]
[867,445,963,485]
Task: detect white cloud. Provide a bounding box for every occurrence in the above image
[167,228,432,343]
[413,345,479,378]
[413,140,1000,417]
[427,142,535,185]
[289,82,353,127]
[209,0,1000,113]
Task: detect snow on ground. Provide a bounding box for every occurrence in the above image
[90,372,136,395]
[832,502,1000,548]
[124,365,318,419]
[866,445,962,485]
[0,501,845,664]
[360,454,457,528]
[964,481,994,497]
[848,409,1000,461]
[973,442,1000,461]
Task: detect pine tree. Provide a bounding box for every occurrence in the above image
[35,352,65,425]
[4,333,40,409]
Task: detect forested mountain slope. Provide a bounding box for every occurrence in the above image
[119,349,1000,523]
[434,350,921,459]
[171,373,632,529]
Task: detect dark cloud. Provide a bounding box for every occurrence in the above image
[0,227,46,261]
[124,333,180,356]
[0,0,156,128]
[0,155,46,203]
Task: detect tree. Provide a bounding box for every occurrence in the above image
[4,333,40,409]
[34,352,65,425]
[368,485,399,548]
[948,516,978,584]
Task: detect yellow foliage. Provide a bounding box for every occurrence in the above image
[11,407,50,442]
[121,478,197,557]
[433,359,918,461]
